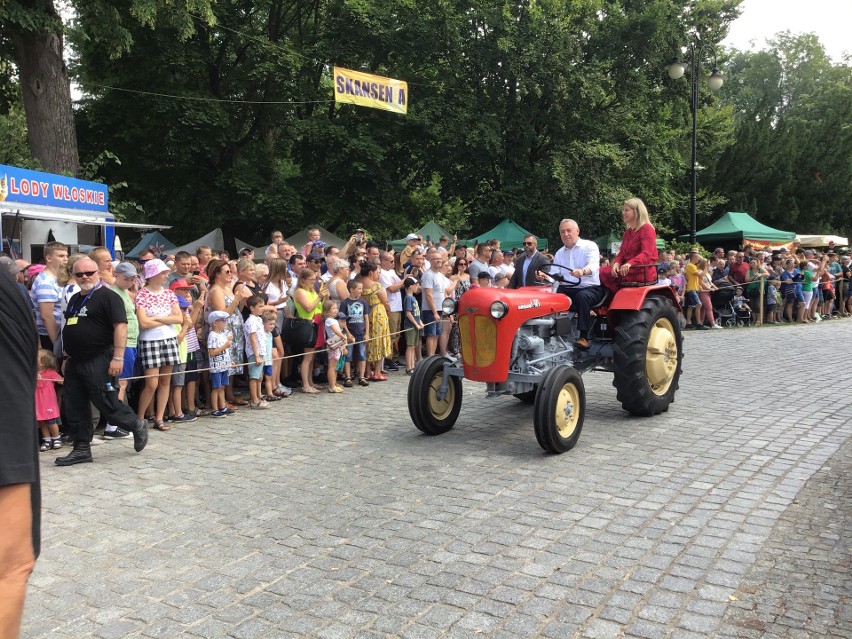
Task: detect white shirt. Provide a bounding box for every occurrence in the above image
[421,269,448,313]
[553,238,601,287]
[380,268,403,312]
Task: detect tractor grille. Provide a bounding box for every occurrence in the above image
[459,315,497,368]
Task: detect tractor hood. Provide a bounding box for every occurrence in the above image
[455,286,570,382]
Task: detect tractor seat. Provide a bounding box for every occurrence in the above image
[590,289,612,310]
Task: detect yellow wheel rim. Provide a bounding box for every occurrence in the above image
[427,374,455,421]
[646,317,678,396]
[554,382,581,439]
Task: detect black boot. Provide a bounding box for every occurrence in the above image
[55,441,93,466]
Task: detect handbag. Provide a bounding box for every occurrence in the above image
[281,317,317,349]
[326,335,346,350]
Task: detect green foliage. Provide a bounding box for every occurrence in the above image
[713,32,852,237]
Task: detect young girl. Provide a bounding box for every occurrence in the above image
[36,349,64,451]
[323,300,348,393]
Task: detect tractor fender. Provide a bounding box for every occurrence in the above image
[607,285,682,313]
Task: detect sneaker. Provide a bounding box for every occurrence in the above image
[358,377,370,387]
[696,325,710,330]
[276,384,293,397]
[385,361,399,371]
[102,428,131,439]
[172,413,198,423]
[210,409,226,418]
[711,324,722,329]
[683,324,694,330]
[222,408,236,416]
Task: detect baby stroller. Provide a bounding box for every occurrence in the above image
[734,302,753,327]
[712,288,736,328]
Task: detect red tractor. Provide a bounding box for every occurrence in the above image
[407,264,683,453]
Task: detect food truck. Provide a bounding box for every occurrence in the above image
[0,163,168,262]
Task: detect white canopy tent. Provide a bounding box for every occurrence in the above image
[286,225,348,252]
[796,234,848,248]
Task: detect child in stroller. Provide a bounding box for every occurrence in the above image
[732,286,753,326]
[712,287,736,327]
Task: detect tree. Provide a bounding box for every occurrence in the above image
[712,33,852,235]
[1,0,78,174]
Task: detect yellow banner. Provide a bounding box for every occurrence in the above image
[333,66,408,115]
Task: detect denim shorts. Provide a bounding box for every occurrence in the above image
[171,362,187,387]
[210,370,229,389]
[247,362,264,380]
[346,339,366,363]
[422,310,443,336]
[685,291,701,308]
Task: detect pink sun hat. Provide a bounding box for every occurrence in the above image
[142,258,171,280]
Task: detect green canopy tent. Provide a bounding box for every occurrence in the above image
[389,220,453,250]
[594,233,666,254]
[458,219,547,251]
[678,212,796,245]
[125,230,177,259]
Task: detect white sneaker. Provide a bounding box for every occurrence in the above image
[711,323,722,329]
[814,314,822,322]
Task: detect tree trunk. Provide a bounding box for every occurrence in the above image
[11,0,79,176]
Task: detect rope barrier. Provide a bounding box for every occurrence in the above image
[56,271,851,383]
[118,318,440,381]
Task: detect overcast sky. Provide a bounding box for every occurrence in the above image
[722,0,851,62]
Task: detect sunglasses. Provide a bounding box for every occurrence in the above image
[74,270,97,278]
[523,242,535,246]
[457,261,468,266]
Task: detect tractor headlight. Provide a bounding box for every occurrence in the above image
[442,298,457,315]
[490,301,508,319]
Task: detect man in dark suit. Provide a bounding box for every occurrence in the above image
[508,235,547,288]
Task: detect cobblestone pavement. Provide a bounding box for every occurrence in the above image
[22,320,852,639]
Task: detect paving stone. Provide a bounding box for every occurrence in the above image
[19,324,852,639]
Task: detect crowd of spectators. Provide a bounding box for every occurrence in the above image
[3,228,849,457]
[1,229,521,454]
[652,245,851,329]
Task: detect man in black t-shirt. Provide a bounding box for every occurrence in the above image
[0,268,40,637]
[55,258,148,466]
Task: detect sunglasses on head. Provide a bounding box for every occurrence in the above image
[74,270,97,278]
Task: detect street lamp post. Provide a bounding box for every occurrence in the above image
[666,42,724,245]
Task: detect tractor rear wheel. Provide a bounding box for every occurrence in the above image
[533,366,585,454]
[612,295,683,416]
[408,355,462,435]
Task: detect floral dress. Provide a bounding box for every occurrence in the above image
[449,276,470,355]
[363,282,392,361]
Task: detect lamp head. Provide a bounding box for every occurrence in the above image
[707,67,724,91]
[666,57,687,80]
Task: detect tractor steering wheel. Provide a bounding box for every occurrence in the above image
[540,262,582,286]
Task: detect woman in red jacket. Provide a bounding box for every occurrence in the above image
[600,198,658,294]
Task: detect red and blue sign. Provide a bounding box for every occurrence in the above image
[0,163,108,213]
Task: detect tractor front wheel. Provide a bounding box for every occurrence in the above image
[612,295,683,416]
[408,355,462,435]
[533,366,585,454]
